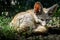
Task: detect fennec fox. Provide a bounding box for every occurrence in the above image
[10,2,58,33]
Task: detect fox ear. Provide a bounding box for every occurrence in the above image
[47,4,59,16]
[34,2,43,13]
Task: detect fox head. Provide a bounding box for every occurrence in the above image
[34,2,59,25]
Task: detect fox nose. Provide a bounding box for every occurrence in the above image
[41,21,46,26]
[40,19,46,26]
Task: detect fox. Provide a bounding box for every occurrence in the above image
[10,2,58,33]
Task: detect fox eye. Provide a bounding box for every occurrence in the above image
[41,19,44,21]
[46,19,49,21]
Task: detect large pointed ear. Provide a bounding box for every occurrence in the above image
[47,4,59,16]
[34,2,43,14]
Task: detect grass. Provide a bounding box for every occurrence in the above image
[0,16,18,40]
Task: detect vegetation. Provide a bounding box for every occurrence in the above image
[0,0,60,40]
[0,11,60,40]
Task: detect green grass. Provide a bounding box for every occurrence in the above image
[0,16,18,40]
[53,9,60,17]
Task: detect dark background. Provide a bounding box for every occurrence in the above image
[0,0,60,17]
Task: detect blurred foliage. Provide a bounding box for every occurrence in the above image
[0,0,60,17]
[0,16,17,40]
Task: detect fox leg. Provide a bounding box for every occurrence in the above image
[33,25,47,33]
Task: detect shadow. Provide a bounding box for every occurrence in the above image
[47,28,60,34]
[25,28,60,38]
